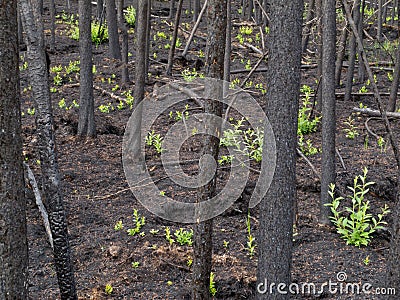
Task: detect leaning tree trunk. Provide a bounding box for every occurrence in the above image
[192,1,227,299]
[0,0,28,298]
[78,0,96,137]
[256,0,303,299]
[18,0,78,298]
[106,0,122,59]
[320,0,336,225]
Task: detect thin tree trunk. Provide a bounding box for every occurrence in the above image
[117,0,130,84]
[335,23,348,86]
[145,0,151,79]
[97,0,104,21]
[18,8,24,45]
[166,0,184,75]
[38,0,43,14]
[78,0,96,137]
[302,0,316,53]
[247,0,253,21]
[378,0,383,41]
[192,0,227,298]
[0,0,28,298]
[345,0,361,101]
[316,0,323,110]
[106,0,122,59]
[18,0,78,298]
[169,0,175,19]
[256,0,303,299]
[387,0,400,111]
[320,0,336,225]
[358,0,366,82]
[193,0,200,21]
[390,0,397,25]
[130,0,149,169]
[49,0,56,51]
[224,0,231,82]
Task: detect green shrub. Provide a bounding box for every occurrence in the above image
[125,6,136,26]
[69,20,109,45]
[325,168,390,247]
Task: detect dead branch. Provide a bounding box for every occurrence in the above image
[296,148,320,180]
[182,0,208,57]
[335,148,346,170]
[353,107,400,118]
[24,162,53,249]
[94,85,128,102]
[365,117,380,140]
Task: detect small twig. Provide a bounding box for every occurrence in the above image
[365,117,380,140]
[240,51,268,89]
[335,148,346,170]
[160,258,190,271]
[296,148,320,180]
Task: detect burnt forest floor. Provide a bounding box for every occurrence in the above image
[21,1,400,299]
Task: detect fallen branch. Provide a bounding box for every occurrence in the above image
[353,107,400,118]
[24,162,53,249]
[243,42,263,56]
[231,64,318,74]
[94,85,128,102]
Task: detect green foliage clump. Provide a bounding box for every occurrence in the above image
[325,168,390,247]
[69,20,109,45]
[298,85,320,135]
[220,118,264,163]
[174,228,193,246]
[124,6,136,26]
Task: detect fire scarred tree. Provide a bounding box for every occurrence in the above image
[0,0,28,298]
[256,0,303,299]
[192,0,227,299]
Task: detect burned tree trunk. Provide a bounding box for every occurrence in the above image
[256,0,303,298]
[0,0,28,298]
[78,0,96,137]
[192,0,227,299]
[18,0,77,298]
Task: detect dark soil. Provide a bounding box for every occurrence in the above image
[21,1,399,299]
